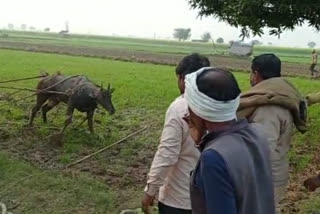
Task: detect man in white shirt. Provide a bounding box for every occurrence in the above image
[141,53,210,214]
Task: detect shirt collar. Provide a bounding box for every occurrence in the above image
[198,119,249,152]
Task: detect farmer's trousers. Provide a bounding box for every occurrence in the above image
[158,202,191,214]
[310,63,318,76]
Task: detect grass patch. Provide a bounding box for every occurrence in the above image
[0,152,115,213]
[300,194,320,214]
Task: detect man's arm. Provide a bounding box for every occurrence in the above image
[145,105,184,196]
[199,150,237,214]
[142,105,185,213]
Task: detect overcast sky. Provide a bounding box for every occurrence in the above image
[1,0,319,48]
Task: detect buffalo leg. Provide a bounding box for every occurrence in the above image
[87,110,95,133]
[42,98,60,123]
[59,105,74,134]
[29,95,49,126]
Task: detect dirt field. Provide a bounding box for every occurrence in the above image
[0,40,313,77]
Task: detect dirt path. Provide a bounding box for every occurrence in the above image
[0,40,313,77]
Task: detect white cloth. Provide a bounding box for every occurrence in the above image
[145,96,200,209]
[184,67,240,122]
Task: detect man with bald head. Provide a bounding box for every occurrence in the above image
[184,68,275,214]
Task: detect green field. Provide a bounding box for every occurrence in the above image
[0,49,320,213]
[0,30,315,64]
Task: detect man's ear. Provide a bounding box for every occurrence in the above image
[178,74,185,80]
[251,70,260,80]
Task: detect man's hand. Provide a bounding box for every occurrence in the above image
[304,174,320,191]
[141,193,155,214]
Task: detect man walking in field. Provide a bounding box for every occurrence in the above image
[141,53,210,214]
[310,49,318,78]
[184,67,275,214]
[237,54,307,213]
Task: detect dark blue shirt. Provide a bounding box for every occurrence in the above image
[194,149,237,214]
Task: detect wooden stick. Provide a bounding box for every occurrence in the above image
[74,116,88,129]
[0,93,36,108]
[40,75,82,92]
[0,94,33,107]
[0,127,147,198]
[65,126,148,168]
[0,86,67,95]
[7,90,23,97]
[0,75,81,95]
[0,75,47,84]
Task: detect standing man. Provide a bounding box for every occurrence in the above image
[238,54,307,213]
[184,67,275,214]
[310,49,318,78]
[141,53,210,214]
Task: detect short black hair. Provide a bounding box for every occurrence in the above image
[196,68,241,101]
[251,54,281,79]
[176,53,210,76]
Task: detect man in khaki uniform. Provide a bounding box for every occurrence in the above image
[310,49,318,78]
[238,54,307,213]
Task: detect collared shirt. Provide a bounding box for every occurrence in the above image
[145,95,200,210]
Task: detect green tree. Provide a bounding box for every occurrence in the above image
[216,37,224,44]
[201,32,212,42]
[44,27,50,32]
[188,0,320,39]
[173,28,191,41]
[308,41,316,48]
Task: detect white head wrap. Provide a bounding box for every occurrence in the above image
[184,67,240,122]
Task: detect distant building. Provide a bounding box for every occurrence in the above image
[59,21,69,36]
[229,41,253,57]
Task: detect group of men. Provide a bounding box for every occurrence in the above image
[141,53,308,214]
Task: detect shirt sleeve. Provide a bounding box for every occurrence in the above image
[199,150,237,214]
[145,103,185,196]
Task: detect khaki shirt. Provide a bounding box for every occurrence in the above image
[313,53,318,64]
[145,96,200,209]
[249,105,294,188]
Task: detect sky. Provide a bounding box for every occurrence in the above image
[1,0,319,48]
